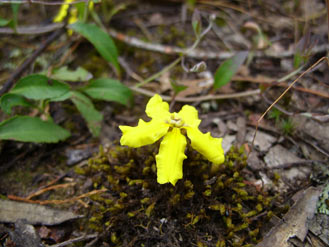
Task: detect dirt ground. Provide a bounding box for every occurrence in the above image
[0,0,329,246]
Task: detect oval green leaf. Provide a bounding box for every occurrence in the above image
[0,17,11,27]
[50,66,92,82]
[70,22,120,73]
[214,51,248,89]
[0,116,70,143]
[0,93,34,114]
[70,91,103,137]
[82,78,132,106]
[11,74,70,100]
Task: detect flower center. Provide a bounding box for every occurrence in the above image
[169,113,185,128]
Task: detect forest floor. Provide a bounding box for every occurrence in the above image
[0,0,329,246]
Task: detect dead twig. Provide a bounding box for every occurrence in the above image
[0,23,64,35]
[300,137,329,158]
[8,188,107,205]
[131,86,261,102]
[327,0,329,44]
[233,75,329,99]
[48,234,98,247]
[109,28,329,59]
[1,23,328,59]
[0,27,66,96]
[0,0,90,5]
[251,56,329,153]
[25,182,76,200]
[252,160,324,171]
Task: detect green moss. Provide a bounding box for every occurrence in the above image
[80,144,276,246]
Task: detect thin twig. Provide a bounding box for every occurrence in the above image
[252,160,324,171]
[108,27,234,60]
[26,182,76,200]
[131,86,261,102]
[300,137,329,158]
[250,57,329,151]
[48,234,98,247]
[1,23,328,59]
[233,75,329,99]
[0,23,64,34]
[8,188,107,205]
[327,0,329,44]
[0,0,90,5]
[0,27,66,96]
[109,28,329,59]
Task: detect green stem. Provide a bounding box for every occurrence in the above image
[134,57,182,88]
[82,0,90,23]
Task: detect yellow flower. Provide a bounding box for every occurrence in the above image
[53,0,74,23]
[119,94,225,186]
[53,0,94,34]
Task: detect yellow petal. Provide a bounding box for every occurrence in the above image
[68,8,78,25]
[156,128,187,186]
[119,119,169,148]
[53,0,74,22]
[178,105,201,128]
[185,127,225,165]
[88,1,94,10]
[145,94,171,121]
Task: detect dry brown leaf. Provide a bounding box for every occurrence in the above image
[256,186,322,247]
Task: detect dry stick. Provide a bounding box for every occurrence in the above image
[131,86,261,102]
[233,75,329,99]
[48,234,98,247]
[0,0,90,5]
[108,28,329,59]
[327,0,329,45]
[301,137,329,158]
[252,160,323,172]
[1,23,328,59]
[25,182,76,200]
[35,173,69,192]
[120,56,328,102]
[119,57,261,102]
[250,56,329,152]
[119,58,261,102]
[8,188,107,205]
[0,27,65,96]
[0,23,64,35]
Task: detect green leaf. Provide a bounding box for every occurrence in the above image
[0,17,11,27]
[49,91,73,102]
[293,51,303,69]
[214,51,248,89]
[0,116,70,143]
[11,74,70,100]
[0,93,34,114]
[70,22,120,73]
[82,78,132,106]
[50,66,92,82]
[70,91,103,136]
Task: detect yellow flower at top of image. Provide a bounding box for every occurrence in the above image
[53,0,94,25]
[119,94,225,186]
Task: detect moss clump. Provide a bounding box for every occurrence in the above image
[79,144,275,246]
